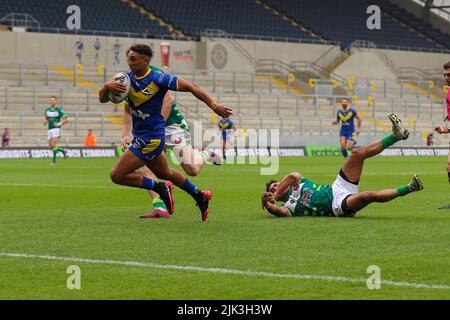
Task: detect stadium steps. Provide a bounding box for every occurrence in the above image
[104,113,123,127]
[0,86,115,113]
[255,75,304,95]
[324,51,350,74]
[0,63,105,88]
[0,111,123,147]
[401,81,443,101]
[0,83,442,123]
[50,66,98,89]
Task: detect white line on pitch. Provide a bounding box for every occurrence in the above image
[0,183,124,190]
[0,252,449,291]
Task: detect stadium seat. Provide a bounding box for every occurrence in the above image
[0,0,169,37]
[134,0,315,41]
[264,0,447,51]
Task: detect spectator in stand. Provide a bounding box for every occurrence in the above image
[2,128,10,147]
[170,31,178,40]
[84,129,97,147]
[142,28,153,39]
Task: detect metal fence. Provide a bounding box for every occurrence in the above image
[4,111,114,137]
[0,62,446,99]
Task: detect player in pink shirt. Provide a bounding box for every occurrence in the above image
[434,62,450,182]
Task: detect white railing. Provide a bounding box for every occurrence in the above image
[347,39,450,54]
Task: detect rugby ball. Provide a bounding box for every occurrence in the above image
[108,72,131,103]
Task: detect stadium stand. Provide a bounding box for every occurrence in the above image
[373,0,450,50]
[133,0,320,42]
[0,66,444,147]
[262,0,447,50]
[0,0,169,36]
[0,0,448,147]
[1,0,447,50]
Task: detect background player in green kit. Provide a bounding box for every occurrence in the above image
[262,114,423,217]
[43,96,68,166]
[122,65,222,218]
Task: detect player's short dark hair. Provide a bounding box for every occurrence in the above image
[341,97,350,102]
[50,96,57,100]
[265,179,278,192]
[444,62,450,70]
[126,44,153,59]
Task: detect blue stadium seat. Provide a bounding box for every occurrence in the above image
[134,0,316,41]
[0,0,169,37]
[1,0,447,52]
[264,0,447,51]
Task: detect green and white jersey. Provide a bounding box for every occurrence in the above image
[165,103,185,127]
[44,106,66,130]
[283,178,334,217]
[150,65,185,127]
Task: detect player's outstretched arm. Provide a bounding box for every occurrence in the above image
[435,124,449,134]
[264,202,291,218]
[273,172,302,201]
[176,79,232,118]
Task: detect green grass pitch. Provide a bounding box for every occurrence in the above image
[0,156,449,299]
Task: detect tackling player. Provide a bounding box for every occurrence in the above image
[262,114,423,217]
[434,61,450,183]
[43,96,68,166]
[332,97,362,160]
[99,44,232,222]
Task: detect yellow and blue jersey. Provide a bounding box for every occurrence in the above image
[218,118,234,139]
[126,67,178,162]
[218,118,234,131]
[336,107,358,135]
[127,68,178,138]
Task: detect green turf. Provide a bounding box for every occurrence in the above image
[0,156,449,299]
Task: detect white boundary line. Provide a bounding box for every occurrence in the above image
[1,252,449,290]
[0,183,123,189]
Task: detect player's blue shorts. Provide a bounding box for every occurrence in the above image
[340,130,355,141]
[128,135,165,163]
[221,131,228,141]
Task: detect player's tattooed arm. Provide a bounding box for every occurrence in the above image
[264,202,291,218]
[273,172,302,202]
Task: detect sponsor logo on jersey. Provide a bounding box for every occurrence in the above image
[130,108,150,121]
[46,111,60,117]
[301,188,312,207]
